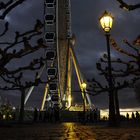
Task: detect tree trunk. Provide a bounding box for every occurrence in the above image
[114,89,120,126]
[19,89,25,122]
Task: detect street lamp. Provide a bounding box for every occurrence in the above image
[81,82,87,90]
[81,82,87,123]
[99,11,116,126]
[99,11,113,33]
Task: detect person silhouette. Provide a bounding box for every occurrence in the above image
[33,108,38,122]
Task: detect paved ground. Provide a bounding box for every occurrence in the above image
[0,122,140,140]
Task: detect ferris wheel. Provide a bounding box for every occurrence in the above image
[24,0,93,111]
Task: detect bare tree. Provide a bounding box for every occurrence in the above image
[110,36,140,72]
[88,36,140,125]
[116,0,140,11]
[0,0,47,122]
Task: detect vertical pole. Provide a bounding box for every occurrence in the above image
[81,87,86,123]
[106,33,116,126]
[19,89,25,122]
[41,84,49,111]
[83,89,86,123]
[114,89,120,124]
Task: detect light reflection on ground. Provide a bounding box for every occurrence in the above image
[0,122,140,140]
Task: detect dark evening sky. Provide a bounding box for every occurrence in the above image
[70,0,140,109]
[1,0,140,109]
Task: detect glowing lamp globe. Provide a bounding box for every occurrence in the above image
[99,11,113,32]
[81,82,87,90]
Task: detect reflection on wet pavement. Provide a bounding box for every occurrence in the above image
[0,123,140,140]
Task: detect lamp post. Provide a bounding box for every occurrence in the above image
[81,82,87,123]
[99,11,116,126]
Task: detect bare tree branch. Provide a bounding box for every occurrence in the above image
[0,0,26,20]
[116,0,140,11]
[0,22,9,37]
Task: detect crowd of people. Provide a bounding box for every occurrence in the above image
[22,108,140,124]
[125,111,140,122]
[33,107,60,123]
[77,110,100,123]
[0,105,140,124]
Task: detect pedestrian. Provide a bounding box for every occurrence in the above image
[43,111,47,122]
[33,108,38,122]
[89,111,93,123]
[39,110,42,121]
[135,111,140,122]
[53,106,59,122]
[94,110,98,123]
[131,112,135,122]
[126,113,129,121]
[12,111,16,121]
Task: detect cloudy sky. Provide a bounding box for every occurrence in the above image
[70,0,140,109]
[1,0,140,109]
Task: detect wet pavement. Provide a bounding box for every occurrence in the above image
[0,122,140,140]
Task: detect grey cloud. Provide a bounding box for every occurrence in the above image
[1,0,140,109]
[71,0,140,109]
